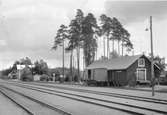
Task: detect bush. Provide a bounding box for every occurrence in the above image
[20,67,33,81]
[160,81,167,85]
[0,75,9,80]
[64,76,70,82]
[73,75,78,82]
[21,74,33,81]
[40,74,50,81]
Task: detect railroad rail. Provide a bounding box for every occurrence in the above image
[1,81,167,115]
[25,81,167,93]
[15,81,167,105]
[0,87,34,115]
[0,84,71,115]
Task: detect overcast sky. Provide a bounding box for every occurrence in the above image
[0,0,167,70]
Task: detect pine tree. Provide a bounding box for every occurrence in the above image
[53,24,68,79]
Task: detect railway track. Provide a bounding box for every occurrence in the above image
[17,81,167,105]
[0,87,32,115]
[2,81,167,115]
[0,85,71,115]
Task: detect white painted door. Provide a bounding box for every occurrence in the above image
[137,68,146,81]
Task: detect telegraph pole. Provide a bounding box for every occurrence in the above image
[150,16,155,96]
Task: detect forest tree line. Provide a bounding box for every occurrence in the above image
[53,9,133,81]
[0,9,165,82]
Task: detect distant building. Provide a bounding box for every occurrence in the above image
[85,55,160,86]
[33,74,41,81]
[16,64,34,80]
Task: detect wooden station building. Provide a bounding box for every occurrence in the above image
[85,55,160,86]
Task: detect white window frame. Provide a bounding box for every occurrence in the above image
[136,68,147,81]
[138,58,145,67]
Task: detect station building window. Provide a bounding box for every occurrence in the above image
[138,58,145,67]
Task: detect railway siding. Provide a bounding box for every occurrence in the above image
[1,80,167,115]
[2,82,166,115]
[0,85,71,115]
[0,90,29,115]
[0,83,139,115]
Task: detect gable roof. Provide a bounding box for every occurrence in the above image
[86,55,144,70]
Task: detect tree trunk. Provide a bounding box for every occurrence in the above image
[118,40,120,55]
[107,36,109,59]
[77,45,80,82]
[122,41,124,56]
[95,37,98,60]
[95,48,97,60]
[70,49,73,82]
[112,39,114,52]
[62,40,65,81]
[107,36,110,59]
[72,53,75,81]
[84,42,88,67]
[103,37,105,57]
[83,49,85,81]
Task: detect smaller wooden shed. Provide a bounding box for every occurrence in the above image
[85,55,160,86]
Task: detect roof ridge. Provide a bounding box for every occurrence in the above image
[86,54,144,70]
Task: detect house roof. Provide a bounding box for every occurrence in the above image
[86,55,151,70]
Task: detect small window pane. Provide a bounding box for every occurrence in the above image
[138,58,145,67]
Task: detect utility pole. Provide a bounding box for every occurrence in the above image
[150,16,155,96]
